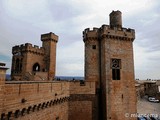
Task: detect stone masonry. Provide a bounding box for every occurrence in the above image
[11,32,58,81]
[0,10,137,120]
[83,10,137,120]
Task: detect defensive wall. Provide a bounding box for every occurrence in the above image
[0,68,96,120]
[68,81,98,120]
[12,43,45,56]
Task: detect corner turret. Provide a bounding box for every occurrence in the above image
[109,10,122,29]
[41,32,59,80]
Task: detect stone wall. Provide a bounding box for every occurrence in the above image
[83,28,100,88]
[69,95,97,120]
[100,36,136,120]
[0,75,4,114]
[68,81,99,120]
[0,64,8,114]
[14,102,68,120]
[0,80,97,120]
[1,81,70,120]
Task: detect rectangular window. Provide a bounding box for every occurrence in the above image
[112,69,120,80]
[92,45,96,49]
[111,59,121,80]
[80,80,85,86]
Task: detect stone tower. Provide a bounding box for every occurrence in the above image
[41,32,58,80]
[11,32,58,81]
[0,63,8,113]
[83,10,136,120]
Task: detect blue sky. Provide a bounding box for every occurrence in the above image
[0,0,160,79]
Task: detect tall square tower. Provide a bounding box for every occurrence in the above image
[83,10,136,120]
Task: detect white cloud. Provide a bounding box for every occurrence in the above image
[2,0,50,21]
[0,0,160,78]
[56,41,84,76]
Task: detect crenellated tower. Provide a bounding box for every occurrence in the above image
[83,27,100,88]
[83,10,136,120]
[41,32,58,80]
[11,43,45,80]
[11,32,58,81]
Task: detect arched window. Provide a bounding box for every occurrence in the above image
[32,63,40,71]
[20,58,23,71]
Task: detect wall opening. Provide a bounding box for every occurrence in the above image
[111,59,121,80]
[112,69,120,80]
[15,58,20,71]
[92,45,96,49]
[33,63,40,71]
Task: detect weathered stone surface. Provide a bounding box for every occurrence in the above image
[0,10,137,120]
[83,10,136,120]
[11,32,58,81]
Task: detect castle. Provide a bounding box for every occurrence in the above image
[11,33,58,81]
[0,11,137,120]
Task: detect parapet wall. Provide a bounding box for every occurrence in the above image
[12,43,45,55]
[4,81,70,111]
[83,25,135,42]
[68,81,97,120]
[69,81,96,94]
[83,27,99,41]
[1,80,96,119]
[41,32,58,43]
[1,81,70,119]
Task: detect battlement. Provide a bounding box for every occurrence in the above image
[83,27,99,33]
[41,32,58,43]
[83,25,135,34]
[100,24,135,32]
[99,25,135,40]
[12,43,45,55]
[83,27,99,41]
[83,25,135,41]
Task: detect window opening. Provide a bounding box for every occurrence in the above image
[92,45,96,49]
[33,63,40,71]
[15,58,20,71]
[111,59,121,80]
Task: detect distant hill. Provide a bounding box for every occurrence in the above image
[55,76,84,81]
[5,74,84,81]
